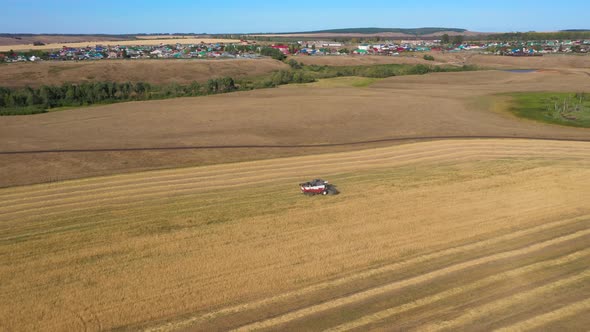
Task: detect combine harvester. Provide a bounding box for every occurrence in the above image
[299,179,339,196]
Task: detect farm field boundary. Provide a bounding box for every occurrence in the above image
[1,135,590,155]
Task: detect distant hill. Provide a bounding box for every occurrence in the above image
[273,27,467,35]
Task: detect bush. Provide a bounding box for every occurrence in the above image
[287,59,302,69]
[0,106,46,116]
[260,47,286,61]
[423,54,435,61]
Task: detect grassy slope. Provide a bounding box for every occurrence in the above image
[1,139,589,331]
[273,27,467,35]
[288,76,382,88]
[0,59,289,88]
[506,92,590,128]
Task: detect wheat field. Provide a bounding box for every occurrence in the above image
[1,139,589,331]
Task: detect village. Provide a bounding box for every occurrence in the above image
[1,38,589,63]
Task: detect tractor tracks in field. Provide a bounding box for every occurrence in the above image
[1,140,589,223]
[228,229,590,332]
[326,251,590,332]
[493,298,590,332]
[144,215,590,332]
[1,135,590,155]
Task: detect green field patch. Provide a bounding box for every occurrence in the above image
[505,92,590,128]
[291,76,382,88]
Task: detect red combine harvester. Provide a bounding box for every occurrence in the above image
[299,179,338,196]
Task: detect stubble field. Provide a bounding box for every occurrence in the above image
[1,139,589,331]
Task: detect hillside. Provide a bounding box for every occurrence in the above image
[273,27,467,35]
[252,27,487,39]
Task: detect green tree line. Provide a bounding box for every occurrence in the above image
[0,78,235,115]
[296,62,477,78]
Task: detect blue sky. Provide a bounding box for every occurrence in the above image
[1,0,588,34]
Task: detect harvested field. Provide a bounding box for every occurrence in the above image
[1,69,590,187]
[0,59,288,88]
[0,35,131,47]
[435,52,590,69]
[291,53,590,69]
[290,55,436,66]
[1,139,589,331]
[0,38,241,52]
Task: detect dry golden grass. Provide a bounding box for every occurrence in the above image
[434,52,590,69]
[0,35,130,47]
[290,52,590,69]
[1,69,590,187]
[289,54,435,66]
[0,38,241,52]
[0,58,288,88]
[288,76,382,88]
[0,139,588,331]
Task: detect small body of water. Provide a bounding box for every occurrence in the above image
[503,69,537,73]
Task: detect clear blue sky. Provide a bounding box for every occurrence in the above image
[1,0,588,34]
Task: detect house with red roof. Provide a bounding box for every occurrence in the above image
[271,44,290,55]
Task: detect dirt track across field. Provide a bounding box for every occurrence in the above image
[1,139,588,331]
[1,135,590,155]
